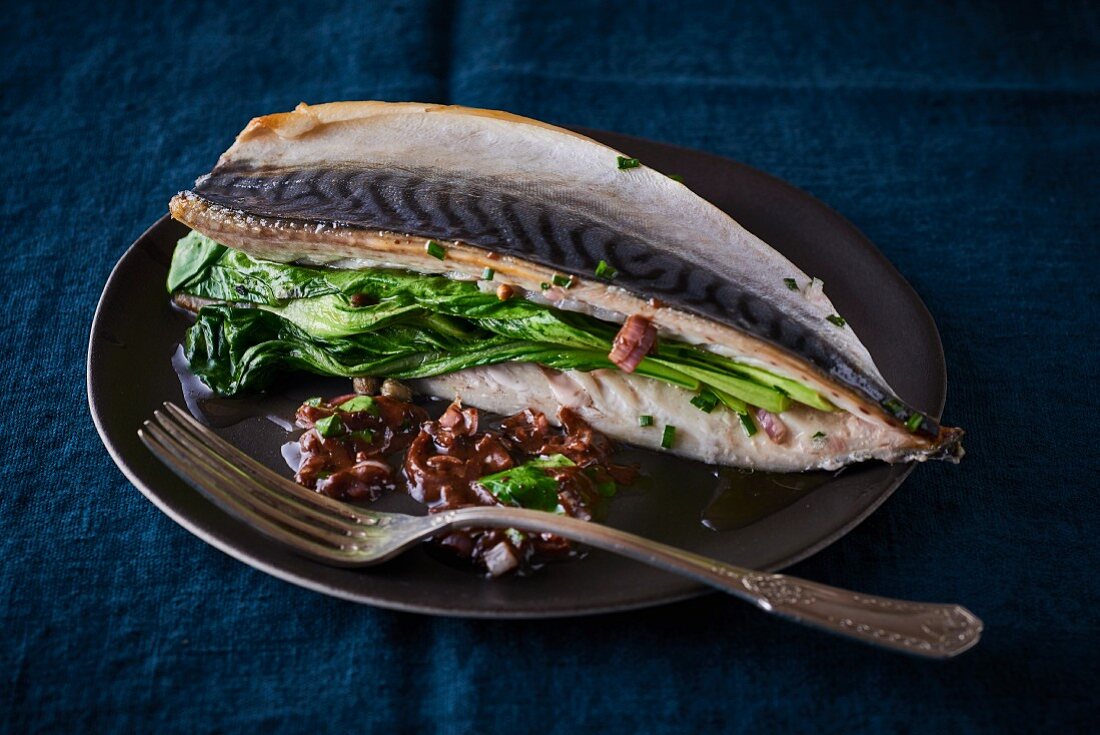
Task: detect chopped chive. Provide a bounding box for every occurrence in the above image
[783,278,799,290]
[883,398,905,416]
[638,414,654,427]
[540,282,551,290]
[690,390,718,413]
[660,425,677,449]
[738,412,757,437]
[668,173,684,183]
[617,156,641,170]
[303,397,323,408]
[425,240,446,260]
[552,273,574,289]
[906,413,923,432]
[482,267,495,280]
[826,314,846,327]
[594,259,618,280]
[314,414,346,438]
[812,430,827,440]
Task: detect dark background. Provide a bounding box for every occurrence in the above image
[3,1,1097,732]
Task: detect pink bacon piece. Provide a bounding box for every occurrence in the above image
[609,315,658,373]
[755,408,789,444]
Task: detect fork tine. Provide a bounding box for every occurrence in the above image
[151,410,367,539]
[138,425,357,564]
[143,418,364,544]
[161,402,376,524]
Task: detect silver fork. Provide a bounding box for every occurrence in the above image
[139,402,982,658]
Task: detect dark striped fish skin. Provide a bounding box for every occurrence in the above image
[190,164,918,430]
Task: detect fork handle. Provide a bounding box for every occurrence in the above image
[442,506,982,658]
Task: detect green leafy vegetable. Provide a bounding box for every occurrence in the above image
[338,395,380,415]
[314,414,346,438]
[476,455,574,512]
[638,415,654,427]
[303,396,323,407]
[482,267,495,281]
[616,156,641,169]
[738,412,757,437]
[906,413,923,432]
[551,274,574,288]
[826,314,846,327]
[667,173,684,183]
[585,467,617,497]
[167,231,227,292]
[171,233,836,411]
[783,278,798,291]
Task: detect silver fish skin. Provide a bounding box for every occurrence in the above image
[169,101,963,464]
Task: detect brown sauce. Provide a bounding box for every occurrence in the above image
[293,394,635,575]
[701,468,839,531]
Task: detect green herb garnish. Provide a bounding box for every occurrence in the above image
[883,398,905,416]
[425,240,447,260]
[482,267,495,281]
[617,156,641,170]
[350,428,374,443]
[826,314,846,327]
[690,390,719,413]
[638,415,654,427]
[477,455,574,512]
[783,278,799,290]
[738,412,757,437]
[539,282,551,290]
[595,260,618,280]
[905,413,923,432]
[812,430,826,440]
[337,395,380,415]
[303,397,323,408]
[585,467,617,497]
[314,414,346,438]
[661,425,676,449]
[551,274,574,289]
[668,173,684,183]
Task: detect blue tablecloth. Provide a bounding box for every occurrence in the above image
[4,1,1097,731]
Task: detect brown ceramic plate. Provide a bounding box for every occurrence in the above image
[87,128,948,618]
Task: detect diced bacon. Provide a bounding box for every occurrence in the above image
[609,315,658,373]
[755,408,789,444]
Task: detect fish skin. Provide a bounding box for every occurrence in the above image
[169,101,964,463]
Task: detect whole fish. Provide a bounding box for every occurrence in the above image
[169,101,963,471]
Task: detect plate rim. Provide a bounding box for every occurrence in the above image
[87,129,945,618]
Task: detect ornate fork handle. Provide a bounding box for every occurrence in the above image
[442,506,982,658]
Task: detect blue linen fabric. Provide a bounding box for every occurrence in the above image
[2,0,1097,732]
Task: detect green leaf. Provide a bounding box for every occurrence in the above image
[314,414,346,438]
[167,231,227,292]
[476,455,575,512]
[337,395,380,414]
